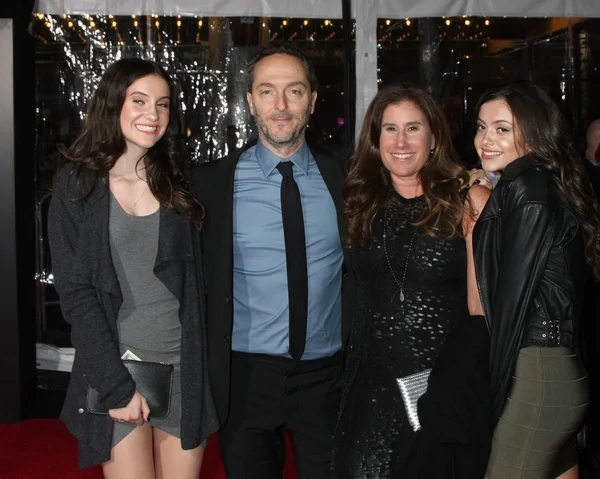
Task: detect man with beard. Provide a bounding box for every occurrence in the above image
[192,44,352,479]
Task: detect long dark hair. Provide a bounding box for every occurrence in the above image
[343,85,471,247]
[63,57,204,229]
[475,82,600,280]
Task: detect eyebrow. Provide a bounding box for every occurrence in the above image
[477,117,512,126]
[382,121,423,127]
[129,91,170,100]
[256,81,308,89]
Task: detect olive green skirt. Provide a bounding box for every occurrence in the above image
[486,347,588,479]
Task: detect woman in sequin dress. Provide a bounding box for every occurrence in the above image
[331,85,490,477]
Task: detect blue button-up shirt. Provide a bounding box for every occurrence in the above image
[231,140,343,359]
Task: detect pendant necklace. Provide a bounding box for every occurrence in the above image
[382,203,417,303]
[132,185,148,207]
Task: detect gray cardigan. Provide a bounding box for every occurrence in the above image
[48,164,219,468]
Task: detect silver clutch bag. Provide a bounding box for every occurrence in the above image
[396,368,431,432]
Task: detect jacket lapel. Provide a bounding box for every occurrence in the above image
[216,152,240,250]
[153,206,194,300]
[78,177,121,297]
[311,147,345,240]
[198,149,245,300]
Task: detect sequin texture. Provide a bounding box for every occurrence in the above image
[332,190,469,477]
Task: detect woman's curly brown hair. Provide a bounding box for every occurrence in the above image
[343,85,471,247]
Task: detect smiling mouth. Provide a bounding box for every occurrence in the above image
[481,150,502,158]
[391,153,414,159]
[135,125,158,132]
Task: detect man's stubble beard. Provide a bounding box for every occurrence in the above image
[255,105,313,152]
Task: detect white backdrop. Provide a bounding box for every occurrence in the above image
[34,0,600,18]
[34,0,600,133]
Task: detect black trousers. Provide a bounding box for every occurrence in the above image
[219,351,342,479]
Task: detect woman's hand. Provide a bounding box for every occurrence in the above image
[467,168,493,190]
[108,390,150,426]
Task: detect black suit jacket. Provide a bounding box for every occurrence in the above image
[191,140,355,424]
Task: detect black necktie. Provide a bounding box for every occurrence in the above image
[276,161,308,360]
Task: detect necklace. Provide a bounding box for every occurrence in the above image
[132,185,148,207]
[382,203,417,303]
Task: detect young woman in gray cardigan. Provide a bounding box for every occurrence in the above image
[48,58,218,477]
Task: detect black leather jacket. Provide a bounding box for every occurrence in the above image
[473,156,588,420]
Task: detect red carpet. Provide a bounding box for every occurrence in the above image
[0,419,298,478]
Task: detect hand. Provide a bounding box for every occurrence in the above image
[467,168,493,190]
[108,390,150,426]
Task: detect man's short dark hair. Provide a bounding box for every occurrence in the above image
[246,43,318,93]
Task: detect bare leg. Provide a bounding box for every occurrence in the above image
[102,422,155,479]
[153,428,205,479]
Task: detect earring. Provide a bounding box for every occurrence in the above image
[429,148,434,157]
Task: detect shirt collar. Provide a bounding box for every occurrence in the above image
[255,139,310,178]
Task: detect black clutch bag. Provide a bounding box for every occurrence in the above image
[86,360,174,420]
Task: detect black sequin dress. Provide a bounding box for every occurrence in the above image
[332,190,469,478]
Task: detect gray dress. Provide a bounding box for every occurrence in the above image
[109,193,182,446]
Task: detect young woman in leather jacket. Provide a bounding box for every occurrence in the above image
[472,82,600,479]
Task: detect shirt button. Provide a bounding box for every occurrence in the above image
[223,335,230,343]
[225,296,232,304]
[78,408,84,414]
